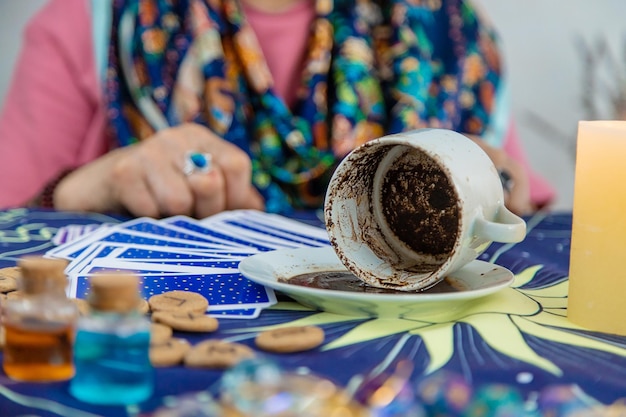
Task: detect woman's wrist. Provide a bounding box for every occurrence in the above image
[27,168,75,209]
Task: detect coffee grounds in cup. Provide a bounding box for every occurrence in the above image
[381,149,460,261]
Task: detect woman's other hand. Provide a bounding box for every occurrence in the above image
[467,134,534,216]
[53,124,265,218]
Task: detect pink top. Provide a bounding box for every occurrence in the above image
[0,0,554,209]
[243,0,316,109]
[0,0,107,208]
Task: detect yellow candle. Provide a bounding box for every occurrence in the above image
[568,120,626,335]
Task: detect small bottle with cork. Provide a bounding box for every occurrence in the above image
[2,256,77,381]
[69,273,153,405]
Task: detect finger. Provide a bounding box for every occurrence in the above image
[180,124,257,210]
[114,142,196,217]
[144,160,195,217]
[219,154,255,210]
[507,186,533,216]
[118,180,161,218]
[242,186,265,211]
[465,134,533,215]
[203,145,252,210]
[111,158,161,218]
[187,167,227,218]
[125,134,197,217]
[502,164,533,216]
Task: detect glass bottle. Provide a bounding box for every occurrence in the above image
[70,273,153,405]
[2,256,77,381]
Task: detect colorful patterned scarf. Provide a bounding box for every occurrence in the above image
[106,0,501,213]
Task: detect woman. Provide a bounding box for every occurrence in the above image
[0,0,553,218]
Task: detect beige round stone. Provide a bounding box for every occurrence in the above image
[0,266,20,280]
[5,290,24,300]
[255,326,325,353]
[150,338,191,367]
[138,298,150,314]
[184,339,255,369]
[152,311,218,333]
[149,290,208,314]
[0,267,19,292]
[150,322,173,345]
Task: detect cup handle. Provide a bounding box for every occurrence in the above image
[473,206,526,243]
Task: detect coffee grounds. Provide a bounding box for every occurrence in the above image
[381,149,460,257]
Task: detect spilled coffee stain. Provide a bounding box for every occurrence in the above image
[280,270,468,294]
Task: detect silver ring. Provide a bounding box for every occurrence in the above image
[183,152,213,176]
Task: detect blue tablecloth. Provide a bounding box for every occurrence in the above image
[0,208,625,416]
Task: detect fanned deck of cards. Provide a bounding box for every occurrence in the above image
[46,210,330,319]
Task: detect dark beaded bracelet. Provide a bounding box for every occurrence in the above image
[28,168,75,209]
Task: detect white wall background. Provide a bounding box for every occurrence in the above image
[0,0,47,100]
[1,1,625,211]
[474,0,626,212]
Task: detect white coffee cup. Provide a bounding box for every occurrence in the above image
[324,128,526,291]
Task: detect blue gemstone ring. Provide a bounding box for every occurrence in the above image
[183,152,213,176]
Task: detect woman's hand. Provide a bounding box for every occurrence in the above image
[466,134,534,216]
[53,124,265,218]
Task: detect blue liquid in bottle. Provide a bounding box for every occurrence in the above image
[70,315,153,405]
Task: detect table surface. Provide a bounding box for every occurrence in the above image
[0,208,625,416]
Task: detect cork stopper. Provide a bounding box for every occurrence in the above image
[88,273,141,313]
[17,256,69,295]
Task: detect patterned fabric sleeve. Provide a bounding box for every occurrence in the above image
[375,0,502,136]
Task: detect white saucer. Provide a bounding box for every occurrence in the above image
[238,246,514,318]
